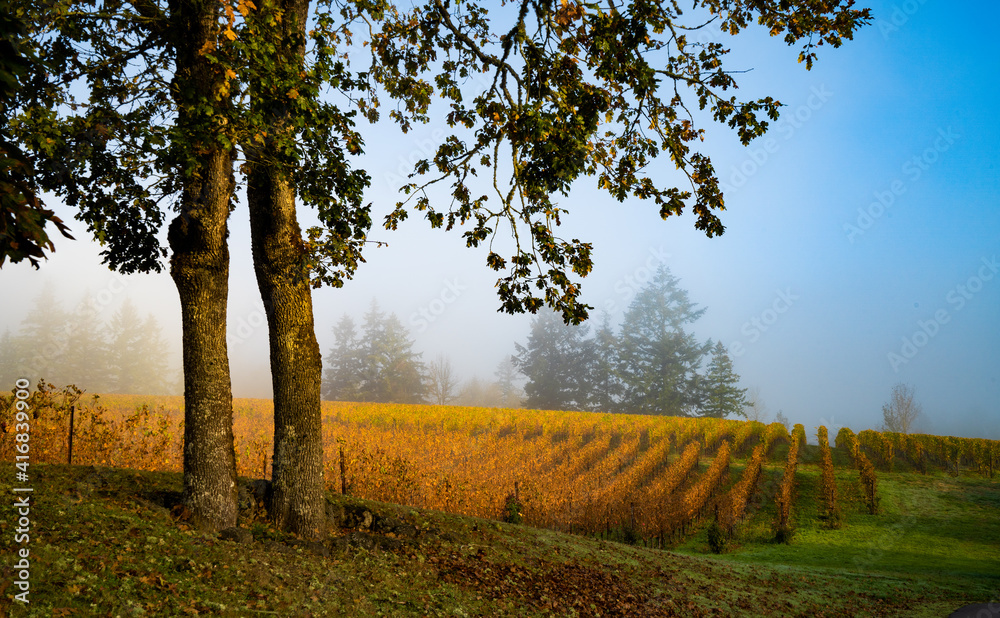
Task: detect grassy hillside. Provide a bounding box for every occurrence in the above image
[1,462,996,617]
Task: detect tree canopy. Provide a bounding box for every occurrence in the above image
[0,1,73,268]
[7,0,870,533]
[369,0,870,323]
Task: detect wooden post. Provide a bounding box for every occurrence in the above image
[339,444,347,495]
[67,405,75,465]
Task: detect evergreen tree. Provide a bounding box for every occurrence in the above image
[0,329,24,390]
[18,285,70,386]
[374,313,426,404]
[136,314,170,394]
[617,266,710,416]
[106,299,168,394]
[699,341,747,418]
[107,299,144,393]
[63,293,110,392]
[323,314,365,401]
[514,311,593,411]
[494,355,523,408]
[324,302,426,403]
[586,313,621,413]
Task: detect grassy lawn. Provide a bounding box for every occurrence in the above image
[1,460,997,616]
[672,453,1000,617]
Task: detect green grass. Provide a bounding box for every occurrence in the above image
[1,461,997,616]
[672,456,1000,617]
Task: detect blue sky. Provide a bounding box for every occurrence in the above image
[3,1,998,439]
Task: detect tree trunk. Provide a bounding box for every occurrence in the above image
[167,0,239,532]
[168,148,239,532]
[242,0,326,541]
[247,166,326,540]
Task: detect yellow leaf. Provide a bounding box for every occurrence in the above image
[225,68,237,80]
[287,88,299,99]
[223,28,237,42]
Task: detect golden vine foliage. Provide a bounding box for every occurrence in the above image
[8,388,998,541]
[817,426,839,528]
[718,442,766,536]
[857,449,880,515]
[773,426,801,538]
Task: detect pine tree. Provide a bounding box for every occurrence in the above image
[63,293,110,392]
[18,285,70,386]
[323,314,365,401]
[494,355,522,408]
[700,341,747,418]
[107,299,163,393]
[373,313,426,404]
[325,302,426,404]
[586,313,621,413]
[514,311,593,411]
[617,266,710,416]
[135,314,170,394]
[0,329,24,390]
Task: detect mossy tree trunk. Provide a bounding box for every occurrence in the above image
[167,0,239,532]
[245,0,327,540]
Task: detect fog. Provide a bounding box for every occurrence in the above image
[2,0,997,440]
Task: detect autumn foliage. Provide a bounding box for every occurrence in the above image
[817,426,840,528]
[773,425,803,542]
[5,386,999,545]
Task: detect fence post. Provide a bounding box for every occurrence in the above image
[67,405,75,465]
[339,444,347,495]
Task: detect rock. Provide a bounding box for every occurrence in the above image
[373,516,418,539]
[949,604,1000,618]
[218,527,253,544]
[261,540,294,554]
[345,531,377,551]
[341,504,376,530]
[306,540,329,557]
[133,498,172,521]
[328,536,350,553]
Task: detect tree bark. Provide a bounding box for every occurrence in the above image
[167,0,238,532]
[242,0,327,541]
[247,166,326,540]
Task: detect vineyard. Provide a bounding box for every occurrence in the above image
[3,383,999,551]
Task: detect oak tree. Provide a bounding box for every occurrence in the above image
[11,0,870,536]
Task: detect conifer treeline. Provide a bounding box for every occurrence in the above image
[0,287,172,394]
[324,266,747,416]
[513,266,747,417]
